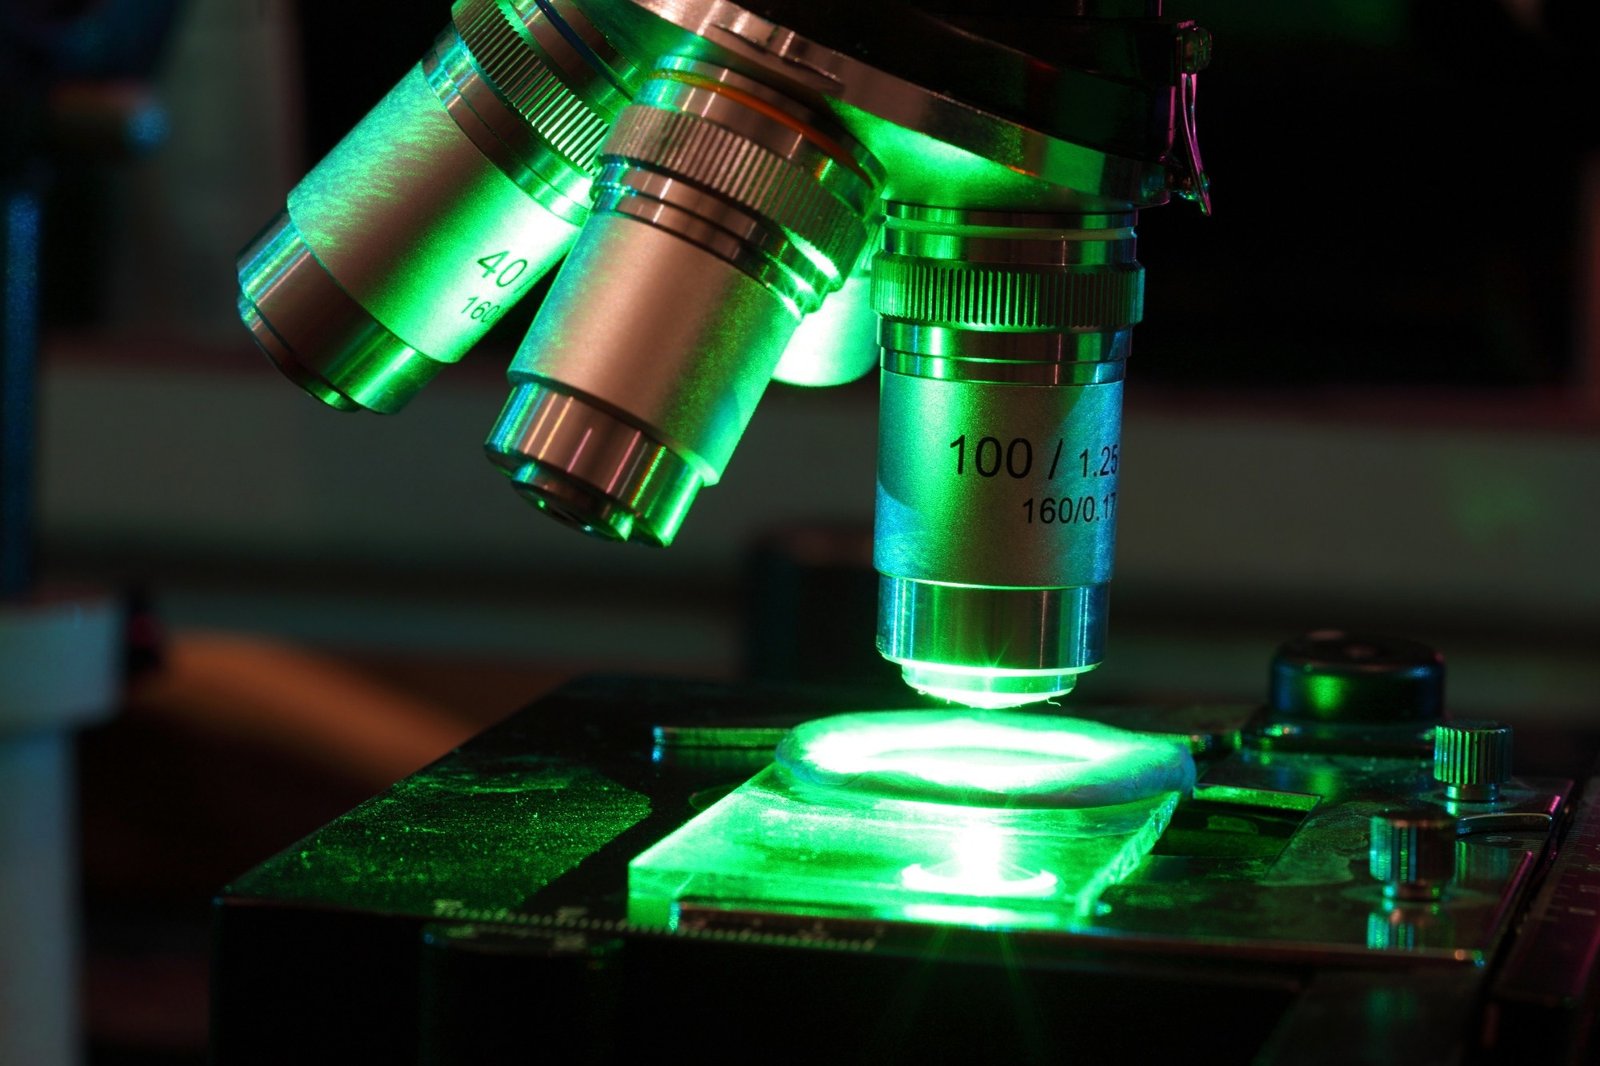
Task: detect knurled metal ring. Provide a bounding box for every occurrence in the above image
[452,0,612,171]
[602,102,874,280]
[871,255,1144,331]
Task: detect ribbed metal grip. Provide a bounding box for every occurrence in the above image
[1370,806,1458,901]
[453,0,611,170]
[871,257,1144,330]
[1433,720,1513,802]
[601,102,874,285]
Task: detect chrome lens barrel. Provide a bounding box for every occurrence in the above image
[486,58,883,545]
[233,0,1211,711]
[872,205,1144,708]
[236,0,625,413]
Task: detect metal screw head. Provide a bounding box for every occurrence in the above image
[1370,806,1458,901]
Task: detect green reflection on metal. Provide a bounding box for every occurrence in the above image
[913,682,1069,710]
[226,754,649,915]
[1192,784,1320,813]
[899,660,1086,710]
[772,267,877,387]
[288,63,576,357]
[1304,674,1348,717]
[1366,901,1455,953]
[889,656,1088,704]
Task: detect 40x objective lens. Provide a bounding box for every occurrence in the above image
[873,205,1144,708]
[236,0,626,413]
[486,58,883,545]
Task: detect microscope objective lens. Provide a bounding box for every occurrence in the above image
[236,0,627,413]
[234,0,1207,707]
[873,207,1143,708]
[485,57,884,546]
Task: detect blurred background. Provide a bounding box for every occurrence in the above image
[5,0,1599,1061]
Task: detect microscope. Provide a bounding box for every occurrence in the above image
[216,2,1600,1062]
[238,0,1211,709]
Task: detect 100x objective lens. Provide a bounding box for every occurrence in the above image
[873,205,1145,708]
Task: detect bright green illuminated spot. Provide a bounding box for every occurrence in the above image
[629,712,1195,931]
[772,268,877,387]
[896,659,1091,710]
[791,714,1142,799]
[915,682,1071,710]
[628,764,1180,930]
[789,233,842,287]
[1305,674,1349,716]
[777,710,1193,809]
[901,824,1060,898]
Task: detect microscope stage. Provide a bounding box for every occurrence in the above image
[212,675,1594,1065]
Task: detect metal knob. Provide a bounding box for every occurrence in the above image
[1433,720,1513,802]
[1370,806,1458,901]
[1269,630,1444,723]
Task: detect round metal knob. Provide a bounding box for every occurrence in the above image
[1369,806,1457,901]
[1433,720,1513,802]
[1269,630,1444,723]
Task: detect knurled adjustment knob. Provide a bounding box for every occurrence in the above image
[1433,719,1513,802]
[1370,806,1458,901]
